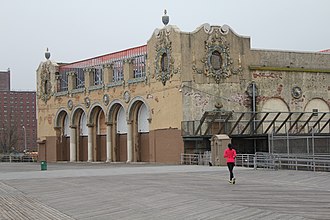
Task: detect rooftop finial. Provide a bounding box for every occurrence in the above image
[162,9,169,26]
[45,47,51,60]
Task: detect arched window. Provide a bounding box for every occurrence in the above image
[210,50,222,70]
[161,53,169,72]
[44,80,49,94]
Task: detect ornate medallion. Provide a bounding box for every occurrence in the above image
[292,86,302,99]
[84,97,91,108]
[67,100,73,110]
[123,91,130,103]
[103,94,110,106]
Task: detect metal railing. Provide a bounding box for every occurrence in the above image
[180,152,330,172]
[0,154,37,162]
[254,152,330,172]
[235,154,255,168]
[180,152,211,165]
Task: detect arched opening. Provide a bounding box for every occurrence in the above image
[55,110,70,161]
[129,100,150,162]
[89,106,107,161]
[108,102,127,162]
[71,108,87,162]
[116,106,127,162]
[79,112,88,161]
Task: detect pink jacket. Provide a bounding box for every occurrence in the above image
[224,148,237,163]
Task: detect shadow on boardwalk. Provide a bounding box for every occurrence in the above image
[1,163,329,220]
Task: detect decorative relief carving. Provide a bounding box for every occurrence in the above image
[84,97,91,108]
[67,100,73,110]
[103,94,110,106]
[292,86,302,99]
[200,26,242,83]
[154,28,180,85]
[123,91,130,103]
[38,62,53,103]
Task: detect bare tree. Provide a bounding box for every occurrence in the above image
[0,124,19,154]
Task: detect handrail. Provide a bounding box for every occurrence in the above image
[180,152,211,165]
[254,152,330,172]
[181,152,330,172]
[0,154,37,162]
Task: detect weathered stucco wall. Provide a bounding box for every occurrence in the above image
[177,24,330,122]
[36,22,330,162]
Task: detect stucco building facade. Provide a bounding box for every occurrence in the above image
[36,21,330,163]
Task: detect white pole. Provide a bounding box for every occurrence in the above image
[87,126,93,162]
[70,127,76,162]
[22,126,27,153]
[127,121,132,163]
[106,124,112,162]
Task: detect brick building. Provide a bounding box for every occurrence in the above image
[0,69,10,91]
[0,70,37,153]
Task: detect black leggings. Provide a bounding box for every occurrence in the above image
[227,162,235,180]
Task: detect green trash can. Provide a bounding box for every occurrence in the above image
[41,161,47,171]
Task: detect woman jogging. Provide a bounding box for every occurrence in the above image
[224,143,237,184]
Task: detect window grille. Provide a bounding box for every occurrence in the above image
[92,66,103,86]
[113,60,124,82]
[133,55,146,78]
[59,71,68,92]
[75,68,85,89]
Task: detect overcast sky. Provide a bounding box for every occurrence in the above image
[1,0,329,91]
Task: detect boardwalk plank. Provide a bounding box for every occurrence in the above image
[0,163,329,219]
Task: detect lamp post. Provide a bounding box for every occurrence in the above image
[22,126,27,153]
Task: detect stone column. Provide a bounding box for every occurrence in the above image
[67,71,76,92]
[84,68,92,88]
[106,123,112,162]
[70,127,76,162]
[87,125,93,162]
[104,64,113,84]
[123,59,134,82]
[127,121,133,163]
[55,75,61,93]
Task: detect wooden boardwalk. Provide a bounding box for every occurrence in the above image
[0,163,329,219]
